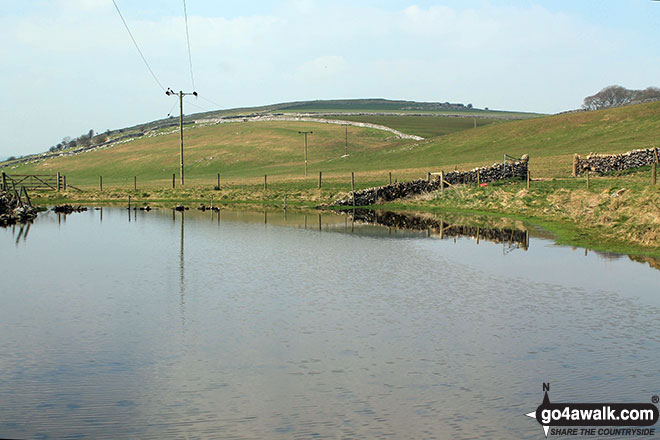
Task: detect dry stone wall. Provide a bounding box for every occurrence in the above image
[333,158,529,206]
[573,148,659,176]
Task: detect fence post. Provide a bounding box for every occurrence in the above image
[217,173,220,189]
[440,171,444,192]
[172,173,175,189]
[63,175,67,191]
[653,163,657,186]
[134,176,137,191]
[573,154,579,177]
[264,174,267,190]
[1,172,6,191]
[477,169,480,186]
[586,169,590,190]
[351,172,355,207]
[56,172,61,191]
[527,169,530,189]
[389,172,392,185]
[318,171,322,189]
[100,176,103,191]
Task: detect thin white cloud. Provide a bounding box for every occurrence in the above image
[1,1,657,155]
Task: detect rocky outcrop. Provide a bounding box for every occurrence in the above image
[573,148,660,176]
[333,158,529,206]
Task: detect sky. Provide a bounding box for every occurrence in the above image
[1,0,658,157]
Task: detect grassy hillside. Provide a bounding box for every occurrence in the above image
[5,121,412,187]
[398,101,660,178]
[4,101,660,189]
[323,115,502,138]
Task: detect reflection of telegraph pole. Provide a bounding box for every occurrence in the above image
[298,131,313,176]
[179,211,186,329]
[166,88,198,186]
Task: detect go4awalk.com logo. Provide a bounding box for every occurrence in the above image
[525,383,659,437]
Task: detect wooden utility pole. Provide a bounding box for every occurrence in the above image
[166,88,197,186]
[344,124,348,156]
[179,90,184,185]
[298,131,313,176]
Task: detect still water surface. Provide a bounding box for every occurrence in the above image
[1,208,659,439]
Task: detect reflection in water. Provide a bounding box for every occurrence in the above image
[348,209,530,250]
[1,208,660,439]
[179,211,186,331]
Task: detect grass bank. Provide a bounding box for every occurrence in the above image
[28,169,660,258]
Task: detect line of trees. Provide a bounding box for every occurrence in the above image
[583,85,660,110]
[48,129,111,153]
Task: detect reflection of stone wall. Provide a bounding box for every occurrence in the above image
[348,209,529,250]
[333,159,529,206]
[573,148,659,176]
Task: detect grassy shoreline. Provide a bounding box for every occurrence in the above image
[28,172,660,259]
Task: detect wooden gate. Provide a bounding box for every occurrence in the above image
[2,172,61,191]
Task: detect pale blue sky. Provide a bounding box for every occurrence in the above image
[1,0,658,156]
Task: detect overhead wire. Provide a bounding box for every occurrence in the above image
[111,0,166,92]
[198,95,223,109]
[166,100,178,117]
[182,0,196,92]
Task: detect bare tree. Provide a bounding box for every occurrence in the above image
[583,85,660,110]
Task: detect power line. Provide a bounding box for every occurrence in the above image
[182,0,196,91]
[167,100,178,117]
[112,0,166,92]
[186,101,212,113]
[198,94,223,109]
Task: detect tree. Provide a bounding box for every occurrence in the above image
[583,85,660,110]
[88,129,95,139]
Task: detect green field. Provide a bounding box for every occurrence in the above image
[5,101,660,187]
[5,101,660,254]
[324,115,503,138]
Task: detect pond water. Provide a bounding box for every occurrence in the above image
[1,208,659,439]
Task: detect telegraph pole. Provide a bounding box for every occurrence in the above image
[167,87,197,186]
[344,124,348,156]
[298,131,313,176]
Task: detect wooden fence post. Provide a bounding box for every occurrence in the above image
[653,162,657,186]
[351,172,355,207]
[440,171,444,192]
[134,176,137,191]
[264,174,267,190]
[573,154,579,177]
[318,171,322,189]
[389,172,392,185]
[63,175,67,191]
[217,173,220,189]
[56,172,61,191]
[1,172,6,191]
[172,173,175,189]
[586,169,590,190]
[427,172,431,182]
[477,169,480,186]
[99,176,103,191]
[527,169,530,189]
